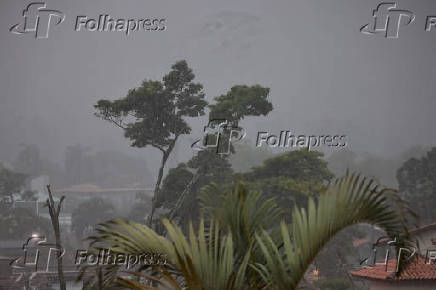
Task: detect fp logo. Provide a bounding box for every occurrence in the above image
[10,2,65,39]
[192,119,246,155]
[361,2,415,38]
[360,237,416,273]
[10,235,65,283]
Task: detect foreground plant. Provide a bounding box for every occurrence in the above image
[87,218,248,290]
[85,172,414,289]
[254,172,415,289]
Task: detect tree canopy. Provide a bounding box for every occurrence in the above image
[209,85,273,125]
[397,147,436,224]
[241,149,334,212]
[94,60,207,151]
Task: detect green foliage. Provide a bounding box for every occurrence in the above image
[72,197,116,238]
[154,81,273,228]
[89,219,248,290]
[157,150,234,228]
[245,150,333,183]
[94,60,208,225]
[209,85,272,124]
[156,164,193,209]
[84,173,414,290]
[254,172,414,289]
[158,150,333,229]
[242,149,334,212]
[187,150,234,181]
[397,146,436,223]
[200,182,283,288]
[94,60,207,150]
[248,177,323,214]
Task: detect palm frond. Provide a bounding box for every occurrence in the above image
[254,172,415,289]
[85,173,414,290]
[200,182,282,253]
[200,182,283,287]
[88,218,248,290]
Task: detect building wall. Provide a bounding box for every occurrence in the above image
[370,280,436,289]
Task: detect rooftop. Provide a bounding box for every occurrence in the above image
[350,256,436,281]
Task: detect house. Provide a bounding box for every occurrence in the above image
[350,222,436,289]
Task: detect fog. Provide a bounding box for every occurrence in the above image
[1,0,436,175]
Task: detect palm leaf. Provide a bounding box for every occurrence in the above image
[87,218,248,290]
[200,182,283,287]
[84,173,414,290]
[254,172,415,289]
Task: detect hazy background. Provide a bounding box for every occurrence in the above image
[1,0,435,181]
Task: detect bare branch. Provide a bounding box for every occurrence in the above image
[57,196,66,218]
[105,116,127,129]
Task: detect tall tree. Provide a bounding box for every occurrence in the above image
[94,60,207,226]
[155,84,273,227]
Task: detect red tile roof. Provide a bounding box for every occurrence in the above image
[350,256,436,280]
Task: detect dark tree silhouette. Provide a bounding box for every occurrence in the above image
[94,60,207,226]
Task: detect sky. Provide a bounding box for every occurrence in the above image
[1,0,436,169]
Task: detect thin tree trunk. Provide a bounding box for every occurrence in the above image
[46,185,66,290]
[167,170,199,220]
[147,136,178,228]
